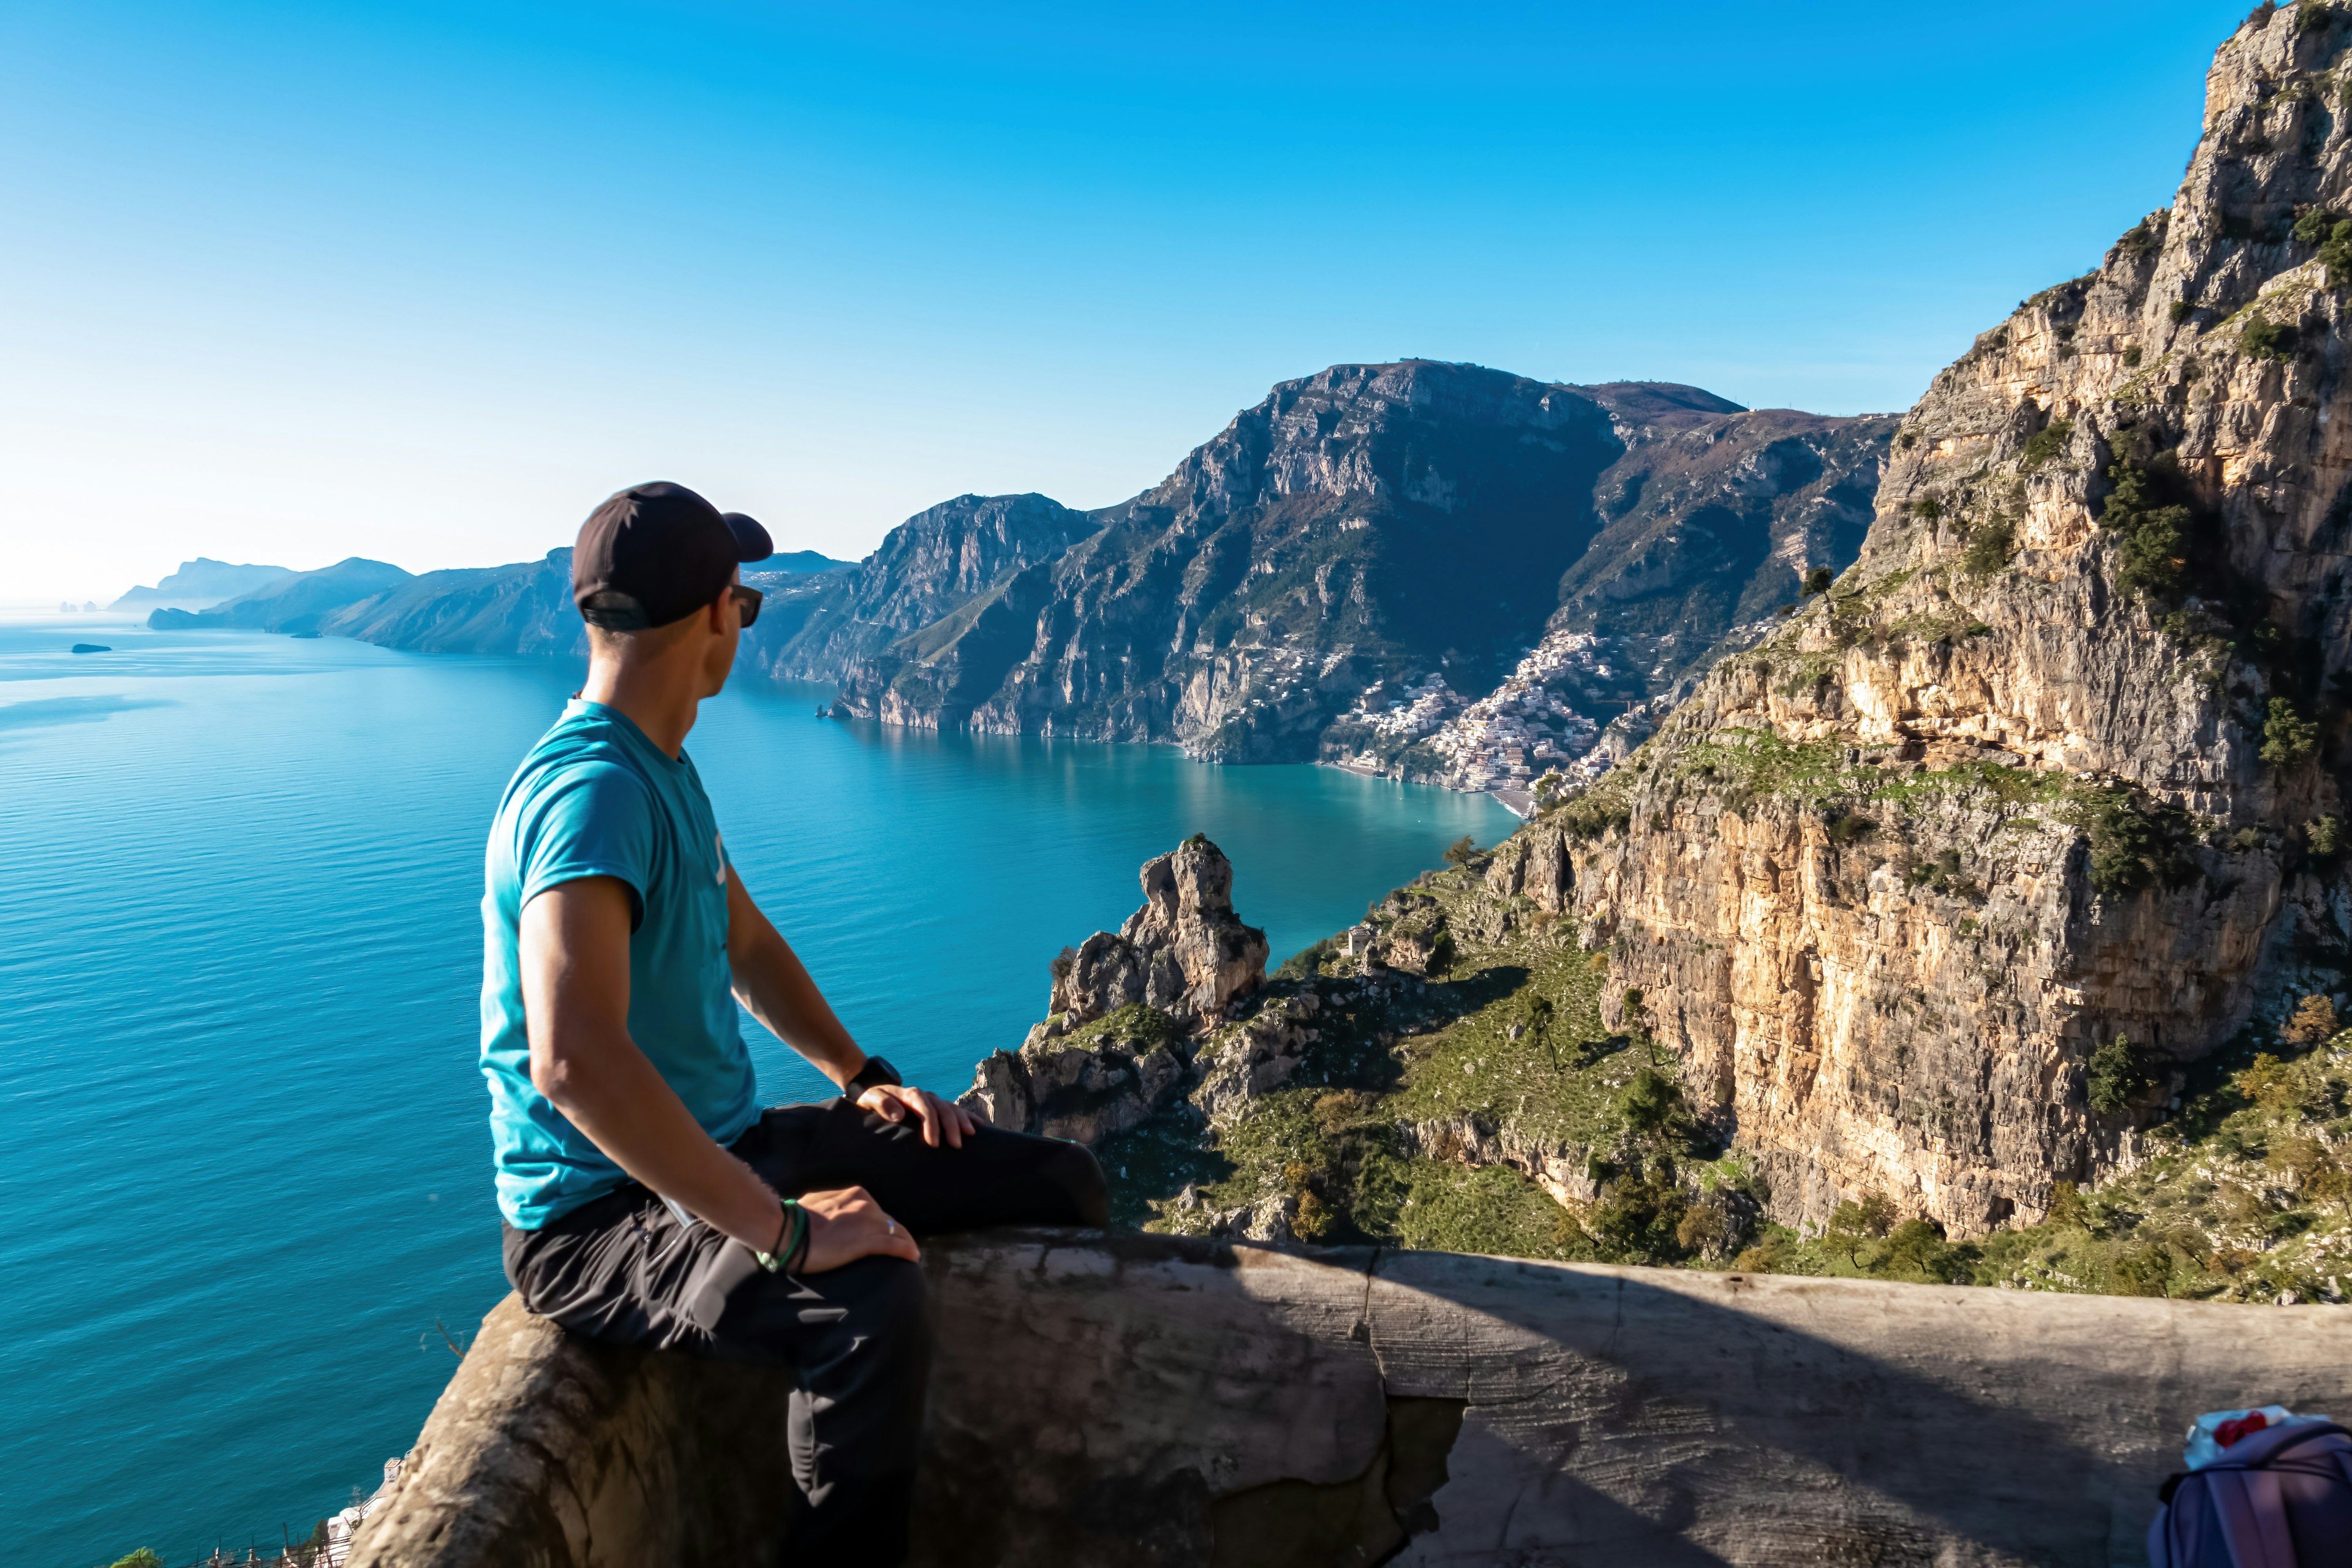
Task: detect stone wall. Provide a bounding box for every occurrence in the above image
[350,1231,2352,1567]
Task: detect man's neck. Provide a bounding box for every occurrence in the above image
[579,658,700,759]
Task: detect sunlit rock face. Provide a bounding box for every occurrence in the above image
[961,836,1317,1152]
[1574,4,2352,1237]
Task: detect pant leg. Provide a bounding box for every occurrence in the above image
[502,1186,930,1566]
[745,1098,1109,1235]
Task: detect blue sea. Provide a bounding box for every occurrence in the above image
[0,617,1509,1567]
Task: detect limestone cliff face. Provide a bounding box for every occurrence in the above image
[837,361,1627,758]
[1572,1,2352,1238]
[743,492,1096,708]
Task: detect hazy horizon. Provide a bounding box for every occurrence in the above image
[4,0,2255,602]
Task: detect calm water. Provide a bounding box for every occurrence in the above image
[0,617,1507,1566]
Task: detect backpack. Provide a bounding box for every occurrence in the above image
[2148,1420,2352,1567]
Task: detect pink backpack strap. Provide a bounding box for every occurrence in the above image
[2209,1466,2297,1568]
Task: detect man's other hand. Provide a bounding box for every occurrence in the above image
[856,1083,978,1148]
[799,1185,921,1270]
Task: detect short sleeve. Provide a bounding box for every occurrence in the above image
[518,761,658,930]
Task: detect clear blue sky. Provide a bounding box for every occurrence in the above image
[0,0,2253,602]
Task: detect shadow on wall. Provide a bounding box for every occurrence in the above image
[349,1231,2349,1568]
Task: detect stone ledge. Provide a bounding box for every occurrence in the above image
[350,1231,2352,1566]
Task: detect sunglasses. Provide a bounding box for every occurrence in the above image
[730,584,764,628]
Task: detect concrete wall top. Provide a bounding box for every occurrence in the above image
[352,1231,2352,1567]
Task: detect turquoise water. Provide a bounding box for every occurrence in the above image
[0,619,1509,1566]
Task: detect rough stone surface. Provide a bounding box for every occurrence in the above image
[349,1230,2352,1568]
[1574,4,2352,1238]
[960,837,1310,1145]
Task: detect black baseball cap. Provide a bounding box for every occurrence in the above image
[572,481,774,630]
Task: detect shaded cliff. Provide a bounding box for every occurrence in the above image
[1562,1,2352,1238]
[789,364,1892,764]
[740,492,1099,704]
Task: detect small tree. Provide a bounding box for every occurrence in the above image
[1801,566,1834,596]
[2283,993,2340,1048]
[108,1553,165,1568]
[2087,1034,2159,1114]
[1441,834,1480,867]
[2261,698,2320,768]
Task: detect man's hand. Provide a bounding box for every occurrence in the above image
[856,1083,978,1148]
[799,1184,922,1269]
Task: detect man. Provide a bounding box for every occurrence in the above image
[480,481,1107,1564]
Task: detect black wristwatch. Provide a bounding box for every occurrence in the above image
[843,1055,902,1099]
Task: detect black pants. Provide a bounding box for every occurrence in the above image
[502,1099,1108,1565]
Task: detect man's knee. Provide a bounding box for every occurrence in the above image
[1046,1140,1111,1228]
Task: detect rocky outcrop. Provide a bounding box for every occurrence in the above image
[348,1231,2352,1568]
[1572,2,2352,1238]
[962,837,1322,1145]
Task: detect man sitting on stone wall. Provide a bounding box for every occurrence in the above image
[478,481,1108,1565]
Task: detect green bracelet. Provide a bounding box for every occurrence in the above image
[755,1200,805,1273]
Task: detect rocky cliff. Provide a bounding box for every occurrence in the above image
[148,556,413,635]
[1323,399,1896,791]
[111,557,295,612]
[741,492,1099,717]
[785,364,1892,766]
[1566,0,2352,1239]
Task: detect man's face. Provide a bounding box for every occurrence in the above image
[698,568,743,698]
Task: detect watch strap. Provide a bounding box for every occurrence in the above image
[843,1055,902,1098]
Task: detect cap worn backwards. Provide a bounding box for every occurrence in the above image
[571,481,774,630]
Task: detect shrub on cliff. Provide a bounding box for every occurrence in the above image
[2261,697,2320,767]
[2019,417,2073,471]
[1961,517,2016,575]
[2283,993,2340,1047]
[2087,1033,2164,1115]
[2241,313,2300,361]
[2097,458,2195,601]
[2066,785,2185,894]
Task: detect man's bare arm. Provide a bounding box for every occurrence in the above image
[521,875,918,1267]
[724,866,978,1148]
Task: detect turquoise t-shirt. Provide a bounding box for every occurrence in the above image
[479,698,759,1228]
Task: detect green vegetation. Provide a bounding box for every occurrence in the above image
[2123,345,2143,367]
[2089,1033,2164,1114]
[2241,312,2300,361]
[107,1553,165,1568]
[1099,783,2352,1313]
[1962,517,2016,575]
[1908,498,1943,521]
[2302,1,2337,32]
[1801,565,1834,595]
[1440,834,1481,867]
[2019,418,2073,471]
[2171,298,2197,323]
[2262,697,2321,767]
[2099,456,2196,602]
[2312,814,2343,859]
[2063,783,2185,895]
